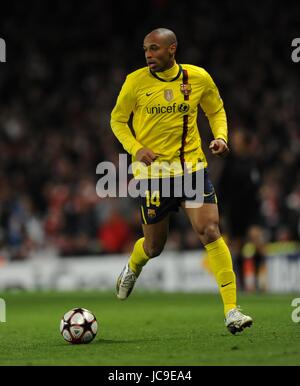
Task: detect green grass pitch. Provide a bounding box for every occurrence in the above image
[0,291,299,366]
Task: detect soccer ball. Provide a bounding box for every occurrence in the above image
[60,308,98,344]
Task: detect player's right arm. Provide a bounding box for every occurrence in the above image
[111,75,144,157]
[111,75,157,165]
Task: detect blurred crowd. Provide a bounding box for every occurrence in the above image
[0,0,299,264]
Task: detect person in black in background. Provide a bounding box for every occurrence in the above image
[218,129,261,289]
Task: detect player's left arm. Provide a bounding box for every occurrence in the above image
[199,70,229,157]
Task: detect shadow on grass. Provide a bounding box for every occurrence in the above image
[52,337,163,348]
[95,338,161,345]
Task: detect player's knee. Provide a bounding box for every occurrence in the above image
[203,223,220,243]
[195,222,220,244]
[144,242,164,259]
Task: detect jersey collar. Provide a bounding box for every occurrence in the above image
[150,63,183,82]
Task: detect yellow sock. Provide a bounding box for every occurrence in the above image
[205,237,237,316]
[128,238,150,276]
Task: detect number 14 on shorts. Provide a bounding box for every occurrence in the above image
[145,190,161,207]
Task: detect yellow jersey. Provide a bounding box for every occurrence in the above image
[111,62,227,178]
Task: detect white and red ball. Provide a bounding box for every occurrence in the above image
[60,308,98,344]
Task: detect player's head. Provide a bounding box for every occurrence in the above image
[143,28,177,72]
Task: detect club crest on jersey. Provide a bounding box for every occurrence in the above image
[164,89,174,102]
[180,83,192,96]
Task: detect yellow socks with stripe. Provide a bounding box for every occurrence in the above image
[128,238,150,277]
[205,237,237,316]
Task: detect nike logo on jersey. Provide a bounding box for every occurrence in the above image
[146,92,154,96]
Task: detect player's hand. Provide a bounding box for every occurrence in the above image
[136,147,157,166]
[209,139,229,158]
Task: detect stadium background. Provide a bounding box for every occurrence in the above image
[0,0,300,292]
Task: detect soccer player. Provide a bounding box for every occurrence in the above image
[110,28,253,334]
